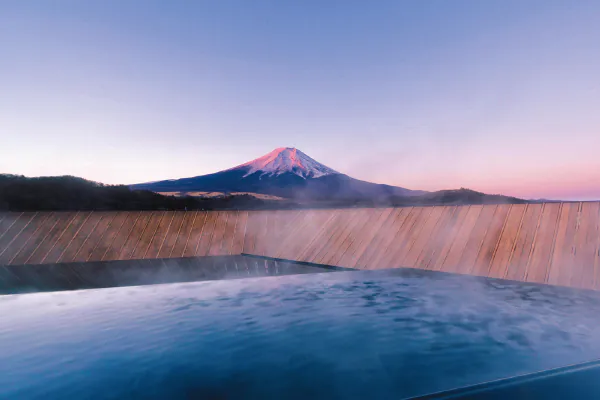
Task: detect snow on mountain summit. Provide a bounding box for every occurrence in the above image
[229,147,339,179]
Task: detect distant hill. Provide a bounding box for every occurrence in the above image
[0,174,294,211]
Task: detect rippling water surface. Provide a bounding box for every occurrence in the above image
[2,268,600,399]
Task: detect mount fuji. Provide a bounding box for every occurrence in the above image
[130,147,426,201]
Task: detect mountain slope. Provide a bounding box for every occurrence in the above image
[130,147,425,200]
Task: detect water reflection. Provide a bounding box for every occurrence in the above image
[2,268,600,399]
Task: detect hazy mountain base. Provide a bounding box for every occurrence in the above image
[0,174,527,211]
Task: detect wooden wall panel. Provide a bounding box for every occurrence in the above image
[145,211,175,259]
[0,213,49,265]
[157,212,185,259]
[547,203,580,286]
[171,212,197,258]
[230,211,248,255]
[470,205,511,277]
[103,212,140,261]
[89,212,128,262]
[4,203,600,291]
[345,208,393,268]
[571,202,600,290]
[505,204,543,281]
[526,203,562,284]
[196,212,218,256]
[118,212,151,260]
[58,212,101,263]
[404,206,445,267]
[71,212,117,262]
[9,212,59,265]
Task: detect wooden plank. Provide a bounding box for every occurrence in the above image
[241,211,260,255]
[471,204,512,277]
[71,212,118,262]
[347,208,394,268]
[488,205,526,279]
[548,203,580,286]
[526,203,562,284]
[0,213,22,240]
[314,209,356,266]
[58,212,102,263]
[208,211,229,256]
[404,206,445,268]
[88,211,128,262]
[367,207,414,269]
[389,206,435,268]
[429,206,472,271]
[171,211,198,258]
[505,204,543,281]
[593,203,600,290]
[0,212,49,265]
[103,212,141,261]
[262,210,282,257]
[117,212,152,260]
[571,202,600,289]
[414,206,457,270]
[453,205,497,274]
[145,211,175,259]
[375,207,423,269]
[218,211,237,255]
[130,212,164,259]
[0,212,36,261]
[10,212,60,265]
[275,210,318,260]
[196,211,219,256]
[182,212,207,257]
[331,209,375,267]
[440,205,482,273]
[26,212,76,264]
[157,211,185,259]
[43,212,91,264]
[231,211,248,255]
[303,210,345,263]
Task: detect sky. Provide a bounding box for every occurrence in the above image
[1,0,600,200]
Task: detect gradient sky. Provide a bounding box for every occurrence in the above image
[2,0,600,200]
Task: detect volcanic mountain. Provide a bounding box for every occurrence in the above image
[130,147,425,201]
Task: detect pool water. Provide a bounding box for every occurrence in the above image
[2,268,600,399]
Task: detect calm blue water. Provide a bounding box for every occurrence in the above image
[2,268,600,399]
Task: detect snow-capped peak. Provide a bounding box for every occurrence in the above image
[229,147,339,179]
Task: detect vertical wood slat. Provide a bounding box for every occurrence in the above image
[296,210,338,263]
[526,203,562,284]
[505,204,543,281]
[548,203,580,286]
[366,208,413,269]
[118,212,152,260]
[328,209,374,267]
[58,212,101,263]
[220,210,238,255]
[0,212,49,265]
[571,202,600,289]
[171,211,197,258]
[347,208,393,268]
[10,212,60,265]
[442,206,482,273]
[89,211,129,262]
[196,212,218,256]
[488,205,526,279]
[231,211,248,255]
[103,211,141,261]
[145,211,175,259]
[72,212,118,262]
[415,206,457,270]
[157,212,186,259]
[404,206,445,268]
[377,207,422,269]
[455,205,498,275]
[471,204,512,277]
[0,212,37,262]
[182,212,207,257]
